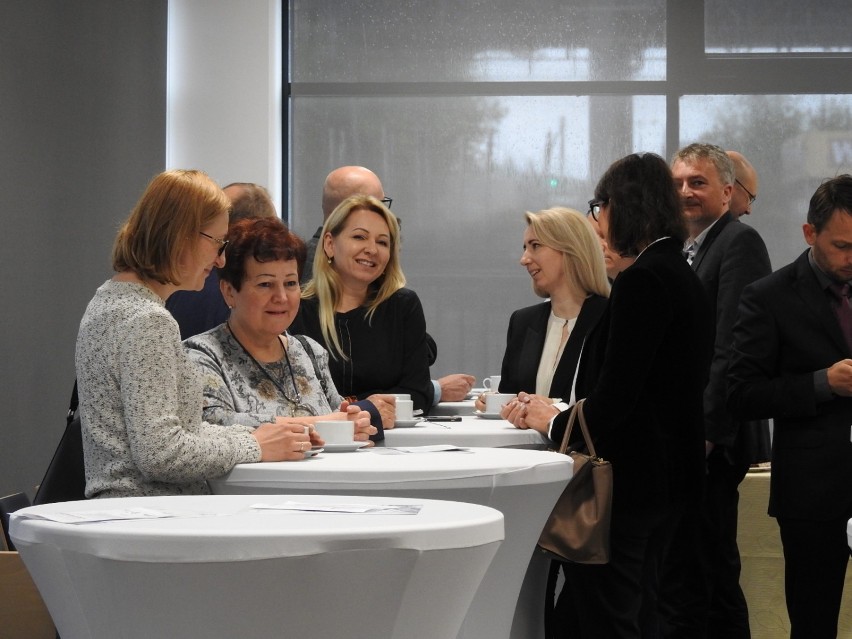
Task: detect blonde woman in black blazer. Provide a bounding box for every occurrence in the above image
[479,207,608,415]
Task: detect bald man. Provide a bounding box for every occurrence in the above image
[300,165,475,404]
[727,151,759,218]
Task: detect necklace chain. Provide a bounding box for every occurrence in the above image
[226,322,302,405]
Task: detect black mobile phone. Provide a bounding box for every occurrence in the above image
[425,415,462,422]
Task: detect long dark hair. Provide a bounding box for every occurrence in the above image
[594,153,686,257]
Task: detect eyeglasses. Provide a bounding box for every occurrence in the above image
[199,231,229,257]
[380,196,393,209]
[735,179,757,205]
[588,199,606,221]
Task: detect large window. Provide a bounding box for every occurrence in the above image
[287,0,852,381]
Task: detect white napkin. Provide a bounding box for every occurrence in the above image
[251,502,422,515]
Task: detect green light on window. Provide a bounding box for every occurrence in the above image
[549,178,559,188]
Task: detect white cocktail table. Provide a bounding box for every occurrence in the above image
[11,494,504,639]
[210,447,571,639]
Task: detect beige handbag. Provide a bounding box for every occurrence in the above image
[537,398,612,564]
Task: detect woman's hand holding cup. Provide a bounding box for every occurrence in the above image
[252,422,315,461]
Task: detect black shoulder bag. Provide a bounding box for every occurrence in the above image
[33,381,86,504]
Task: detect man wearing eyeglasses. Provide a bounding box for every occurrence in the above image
[654,143,772,639]
[301,165,475,405]
[727,151,759,218]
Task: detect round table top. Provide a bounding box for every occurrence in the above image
[211,447,571,492]
[384,415,549,449]
[10,494,505,562]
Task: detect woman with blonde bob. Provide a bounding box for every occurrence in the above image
[291,194,433,423]
[76,170,319,498]
[476,207,610,412]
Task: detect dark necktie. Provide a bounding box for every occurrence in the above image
[829,282,852,352]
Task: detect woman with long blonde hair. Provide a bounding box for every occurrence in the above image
[476,206,610,412]
[292,194,434,426]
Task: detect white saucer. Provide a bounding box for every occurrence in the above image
[322,442,369,453]
[304,447,324,458]
[474,411,504,420]
[394,419,422,428]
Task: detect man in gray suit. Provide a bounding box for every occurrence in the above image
[655,143,771,638]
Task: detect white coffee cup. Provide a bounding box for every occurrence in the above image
[314,420,354,445]
[482,375,502,391]
[392,393,411,401]
[396,399,414,421]
[484,393,515,415]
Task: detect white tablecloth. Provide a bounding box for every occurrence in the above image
[435,399,477,416]
[385,415,549,449]
[210,447,572,639]
[11,495,504,639]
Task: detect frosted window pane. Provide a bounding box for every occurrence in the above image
[680,94,852,270]
[292,0,666,82]
[705,1,852,54]
[290,95,665,379]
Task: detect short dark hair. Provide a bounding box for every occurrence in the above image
[218,217,306,290]
[594,153,686,257]
[807,174,852,232]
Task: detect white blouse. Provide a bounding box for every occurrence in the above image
[535,312,578,397]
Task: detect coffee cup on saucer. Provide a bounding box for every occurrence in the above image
[484,393,515,415]
[314,420,355,445]
[396,399,415,421]
[482,375,502,392]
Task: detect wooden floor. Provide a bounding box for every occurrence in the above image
[738,471,852,638]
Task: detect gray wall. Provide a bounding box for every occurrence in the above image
[0,1,168,498]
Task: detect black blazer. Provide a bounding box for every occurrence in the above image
[691,212,772,460]
[498,295,608,398]
[728,250,852,521]
[552,238,714,519]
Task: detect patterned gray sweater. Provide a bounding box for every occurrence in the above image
[184,324,345,427]
[75,280,261,498]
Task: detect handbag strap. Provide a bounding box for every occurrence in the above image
[68,379,79,425]
[290,334,329,397]
[557,398,600,459]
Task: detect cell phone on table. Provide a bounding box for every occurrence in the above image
[425,415,462,422]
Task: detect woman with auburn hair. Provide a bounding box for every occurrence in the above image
[291,194,433,425]
[184,217,376,441]
[76,170,319,498]
[476,207,609,415]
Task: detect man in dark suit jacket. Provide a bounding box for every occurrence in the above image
[728,174,852,639]
[655,144,771,639]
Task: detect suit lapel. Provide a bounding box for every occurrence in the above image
[790,251,850,355]
[549,295,608,397]
[516,305,549,388]
[691,212,734,271]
